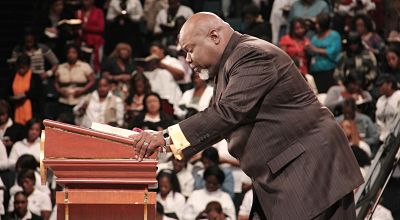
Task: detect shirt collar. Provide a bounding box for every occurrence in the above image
[1,118,13,130]
[17,210,32,220]
[93,91,113,101]
[22,138,40,145]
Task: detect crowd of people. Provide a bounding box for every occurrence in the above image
[0,0,400,219]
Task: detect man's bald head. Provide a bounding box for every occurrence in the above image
[178,12,234,77]
[180,12,230,39]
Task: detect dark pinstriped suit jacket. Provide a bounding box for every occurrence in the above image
[178,32,364,219]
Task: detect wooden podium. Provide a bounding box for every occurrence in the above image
[40,120,157,220]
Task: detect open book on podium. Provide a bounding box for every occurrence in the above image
[40,120,157,220]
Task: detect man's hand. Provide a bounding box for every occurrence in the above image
[130,131,165,161]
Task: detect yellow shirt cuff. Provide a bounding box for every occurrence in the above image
[168,124,191,160]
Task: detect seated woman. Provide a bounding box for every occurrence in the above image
[9,154,51,197]
[183,165,236,220]
[156,169,186,220]
[352,14,385,58]
[54,44,95,118]
[324,71,372,115]
[340,119,372,157]
[124,74,151,125]
[193,147,235,199]
[9,119,42,169]
[10,54,43,125]
[8,169,52,220]
[175,73,213,119]
[101,43,136,100]
[129,92,174,131]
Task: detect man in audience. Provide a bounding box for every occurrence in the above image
[73,77,124,128]
[141,55,182,115]
[150,42,186,82]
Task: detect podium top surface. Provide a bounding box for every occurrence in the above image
[42,119,158,160]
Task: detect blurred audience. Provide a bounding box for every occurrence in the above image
[196,201,230,220]
[175,73,213,119]
[11,29,59,81]
[156,169,186,219]
[142,55,182,116]
[54,44,95,118]
[105,0,144,56]
[325,71,372,113]
[352,14,385,57]
[375,74,400,142]
[193,147,235,199]
[306,13,342,93]
[9,192,43,220]
[154,0,193,45]
[10,55,43,125]
[73,77,124,127]
[8,119,42,170]
[279,17,310,75]
[334,31,377,90]
[336,98,380,148]
[0,100,26,155]
[129,92,174,131]
[8,169,52,220]
[124,73,151,125]
[75,0,105,73]
[340,119,372,156]
[183,165,236,220]
[102,43,136,100]
[241,4,271,42]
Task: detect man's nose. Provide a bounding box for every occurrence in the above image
[186,53,192,63]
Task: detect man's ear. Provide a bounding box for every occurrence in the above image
[210,30,220,45]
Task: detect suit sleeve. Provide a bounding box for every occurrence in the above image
[168,48,279,159]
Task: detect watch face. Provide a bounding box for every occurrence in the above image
[163,132,169,138]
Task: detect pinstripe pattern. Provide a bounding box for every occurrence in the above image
[179,32,364,220]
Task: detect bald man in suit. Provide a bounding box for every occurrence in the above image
[131,12,363,220]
